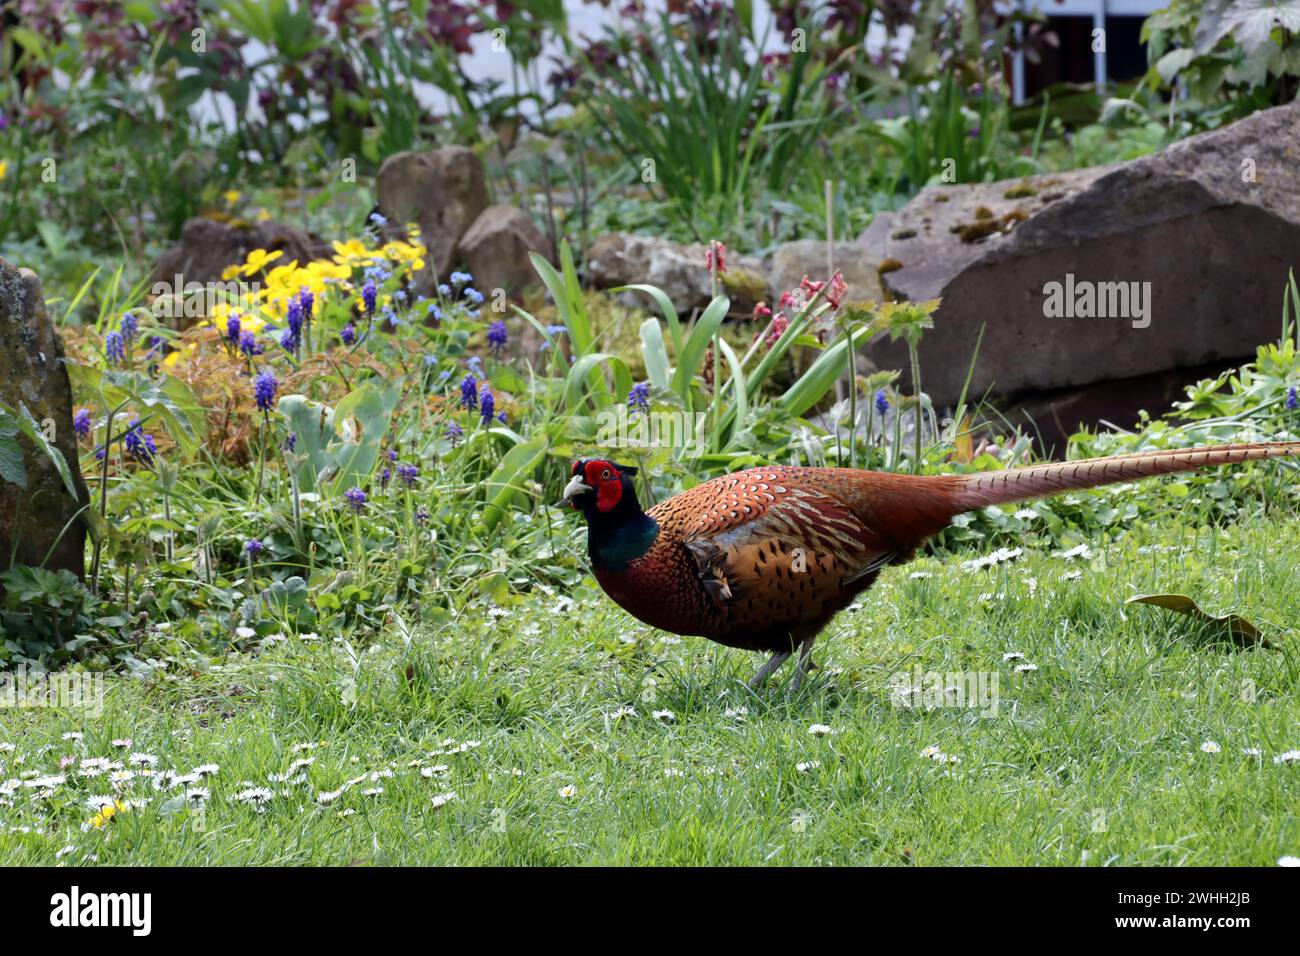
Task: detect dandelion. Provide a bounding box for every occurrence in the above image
[105,330,124,364]
[73,408,91,439]
[344,487,367,513]
[459,374,478,411]
[627,381,650,415]
[487,319,508,356]
[254,369,278,413]
[87,799,129,829]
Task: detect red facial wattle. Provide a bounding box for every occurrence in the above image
[583,460,623,513]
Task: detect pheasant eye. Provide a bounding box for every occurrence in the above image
[600,469,612,480]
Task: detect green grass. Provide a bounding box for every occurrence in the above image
[2,512,1299,866]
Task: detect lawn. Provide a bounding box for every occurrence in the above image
[3,509,1297,866]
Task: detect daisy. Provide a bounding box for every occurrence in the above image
[110,739,133,749]
[1200,741,1221,754]
[1273,750,1300,765]
[808,724,832,738]
[1014,663,1038,673]
[235,787,274,807]
[558,785,577,798]
[430,791,457,809]
[185,787,210,805]
[192,763,219,777]
[1002,652,1026,662]
[1243,747,1262,757]
[129,753,158,767]
[61,732,83,742]
[652,710,676,722]
[420,765,449,778]
[796,760,821,773]
[919,746,942,759]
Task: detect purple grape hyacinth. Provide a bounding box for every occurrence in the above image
[344,486,367,513]
[254,369,278,413]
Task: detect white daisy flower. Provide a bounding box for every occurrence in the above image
[110,739,133,749]
[808,724,832,738]
[1200,741,1221,754]
[1002,652,1026,662]
[235,787,274,807]
[919,746,943,759]
[185,787,210,804]
[558,785,577,798]
[1243,747,1262,757]
[1014,663,1038,673]
[652,710,676,723]
[1273,750,1300,765]
[430,791,457,809]
[128,753,158,767]
[420,765,449,778]
[192,763,219,777]
[796,760,821,773]
[61,732,84,742]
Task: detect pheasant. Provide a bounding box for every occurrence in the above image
[561,442,1300,690]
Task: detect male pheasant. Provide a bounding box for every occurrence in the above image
[562,442,1300,690]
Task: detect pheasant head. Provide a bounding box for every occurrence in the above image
[562,458,659,572]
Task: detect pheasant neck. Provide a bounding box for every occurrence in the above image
[585,487,659,573]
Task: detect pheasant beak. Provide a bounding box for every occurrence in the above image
[560,474,593,507]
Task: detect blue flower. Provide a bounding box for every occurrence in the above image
[427,303,443,325]
[226,315,242,344]
[874,389,890,415]
[460,374,478,411]
[380,466,392,490]
[446,422,463,446]
[369,211,388,227]
[415,506,430,525]
[120,313,138,341]
[344,486,367,513]
[284,431,296,453]
[437,283,451,297]
[480,388,496,425]
[105,331,124,364]
[362,280,378,315]
[279,327,298,353]
[628,382,650,415]
[464,287,484,306]
[1288,386,1299,411]
[73,408,91,438]
[298,288,314,317]
[487,320,508,356]
[239,330,263,356]
[397,463,419,486]
[123,418,157,464]
[245,538,264,556]
[449,271,473,286]
[254,369,278,413]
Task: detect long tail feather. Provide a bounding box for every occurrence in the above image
[951,441,1300,511]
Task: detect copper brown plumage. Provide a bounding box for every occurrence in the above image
[561,442,1300,689]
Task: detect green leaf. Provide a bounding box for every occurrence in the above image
[482,435,549,532]
[639,317,671,390]
[671,296,729,396]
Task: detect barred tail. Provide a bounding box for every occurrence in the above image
[951,441,1300,511]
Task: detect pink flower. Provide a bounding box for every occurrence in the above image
[765,315,790,349]
[752,301,772,321]
[704,240,727,274]
[800,275,825,296]
[826,271,848,309]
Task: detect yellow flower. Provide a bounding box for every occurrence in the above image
[0,159,9,182]
[255,207,272,222]
[90,799,130,828]
[223,190,242,205]
[331,239,376,266]
[241,248,284,277]
[220,263,242,282]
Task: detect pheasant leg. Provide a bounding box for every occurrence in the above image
[747,650,791,689]
[788,636,817,693]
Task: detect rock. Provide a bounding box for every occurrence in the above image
[586,233,766,316]
[377,146,489,292]
[458,204,553,299]
[768,240,884,307]
[149,217,332,325]
[855,100,1300,409]
[0,257,90,582]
